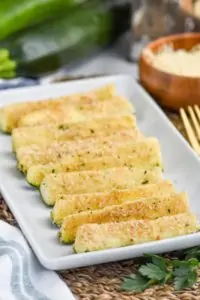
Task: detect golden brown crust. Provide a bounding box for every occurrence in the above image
[52,180,175,225]
[59,192,189,243]
[74,213,197,252]
[26,137,161,186]
[0,84,116,133]
[18,96,133,128]
[40,167,162,206]
[17,129,145,172]
[12,115,136,150]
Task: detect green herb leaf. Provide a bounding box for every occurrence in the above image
[188,258,200,267]
[139,263,167,281]
[173,258,199,290]
[173,264,190,277]
[144,254,168,271]
[184,247,200,260]
[174,275,188,291]
[187,270,198,287]
[120,252,200,294]
[174,270,198,290]
[172,258,199,276]
[120,274,150,292]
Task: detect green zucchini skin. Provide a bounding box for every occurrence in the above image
[0,0,84,41]
[0,1,130,76]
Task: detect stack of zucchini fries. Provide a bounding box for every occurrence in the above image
[0,84,197,253]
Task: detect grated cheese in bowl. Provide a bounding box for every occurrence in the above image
[145,43,200,77]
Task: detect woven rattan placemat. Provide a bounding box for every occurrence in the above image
[0,82,200,299]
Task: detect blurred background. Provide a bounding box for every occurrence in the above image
[0,0,200,84]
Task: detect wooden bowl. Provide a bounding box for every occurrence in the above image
[139,33,200,111]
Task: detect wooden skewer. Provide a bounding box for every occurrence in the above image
[180,107,200,155]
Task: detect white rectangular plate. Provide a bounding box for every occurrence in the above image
[0,75,200,270]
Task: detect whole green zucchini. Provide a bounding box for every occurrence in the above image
[0,2,113,76]
[0,0,86,41]
[0,1,131,77]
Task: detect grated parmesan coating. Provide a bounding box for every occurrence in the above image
[18,96,133,128]
[40,167,162,206]
[25,137,162,187]
[60,192,189,243]
[0,84,116,133]
[74,213,197,252]
[26,137,162,186]
[12,115,136,151]
[51,180,175,225]
[16,129,144,172]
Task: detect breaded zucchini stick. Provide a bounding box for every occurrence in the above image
[17,129,145,173]
[40,167,162,206]
[12,115,136,151]
[51,180,175,225]
[0,84,115,133]
[74,213,197,253]
[59,193,189,243]
[26,138,161,186]
[18,96,133,128]
[27,152,160,188]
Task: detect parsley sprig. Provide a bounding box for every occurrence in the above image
[121,248,200,293]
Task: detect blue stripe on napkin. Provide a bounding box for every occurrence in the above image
[0,78,39,90]
[0,238,51,300]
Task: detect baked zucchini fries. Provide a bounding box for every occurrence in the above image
[26,138,161,186]
[51,180,175,226]
[74,213,197,253]
[40,167,162,206]
[0,84,115,133]
[59,193,189,243]
[12,115,136,151]
[18,96,133,128]
[16,129,145,173]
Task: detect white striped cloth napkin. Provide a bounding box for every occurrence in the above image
[0,220,76,300]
